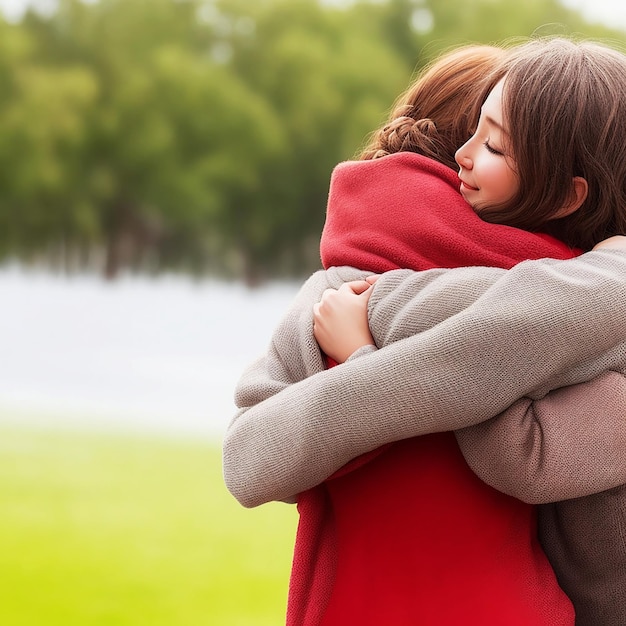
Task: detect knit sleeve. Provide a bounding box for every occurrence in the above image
[229,265,369,412]
[222,250,626,508]
[349,315,626,503]
[225,265,368,505]
[367,257,626,503]
[455,371,626,503]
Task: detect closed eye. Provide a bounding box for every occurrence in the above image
[483,140,503,156]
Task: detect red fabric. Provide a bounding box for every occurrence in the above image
[287,152,578,625]
[320,152,576,273]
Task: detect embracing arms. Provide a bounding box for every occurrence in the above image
[362,260,626,504]
[223,250,626,508]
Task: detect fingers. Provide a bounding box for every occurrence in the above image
[340,280,372,295]
[313,288,338,319]
[316,283,372,314]
[312,281,375,364]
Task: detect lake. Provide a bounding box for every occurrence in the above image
[0,266,300,441]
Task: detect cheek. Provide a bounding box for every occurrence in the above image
[489,162,518,200]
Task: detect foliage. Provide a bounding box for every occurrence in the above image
[0,0,623,281]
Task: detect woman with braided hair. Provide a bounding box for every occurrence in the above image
[225,39,626,624]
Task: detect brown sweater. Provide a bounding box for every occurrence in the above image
[224,251,626,624]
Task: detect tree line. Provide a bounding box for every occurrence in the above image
[2,0,621,284]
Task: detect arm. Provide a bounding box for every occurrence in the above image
[369,238,626,502]
[383,236,626,502]
[228,264,508,506]
[223,250,626,507]
[456,370,626,504]
[317,257,626,503]
[231,263,513,424]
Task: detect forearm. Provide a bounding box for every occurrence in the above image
[368,250,626,396]
[367,265,506,345]
[456,370,626,503]
[223,250,626,507]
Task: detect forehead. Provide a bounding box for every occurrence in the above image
[481,79,505,125]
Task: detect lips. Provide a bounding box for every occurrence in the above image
[459,179,478,192]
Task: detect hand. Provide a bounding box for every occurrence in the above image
[592,235,626,251]
[313,280,375,364]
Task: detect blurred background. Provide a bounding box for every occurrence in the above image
[0,0,624,624]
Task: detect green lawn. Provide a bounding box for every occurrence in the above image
[0,424,297,626]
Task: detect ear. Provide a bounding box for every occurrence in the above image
[552,176,588,219]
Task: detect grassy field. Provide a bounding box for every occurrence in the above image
[0,424,297,626]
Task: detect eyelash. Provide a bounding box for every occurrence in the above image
[483,140,502,156]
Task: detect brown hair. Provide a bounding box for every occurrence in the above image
[480,37,626,250]
[359,45,508,171]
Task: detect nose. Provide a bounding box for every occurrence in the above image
[455,140,473,170]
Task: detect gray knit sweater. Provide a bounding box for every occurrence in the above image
[223,250,626,624]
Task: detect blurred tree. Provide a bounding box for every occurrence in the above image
[215,0,411,281]
[0,0,622,281]
[0,18,98,268]
[17,0,287,279]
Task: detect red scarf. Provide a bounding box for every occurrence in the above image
[287,152,578,625]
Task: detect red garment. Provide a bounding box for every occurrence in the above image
[287,152,578,625]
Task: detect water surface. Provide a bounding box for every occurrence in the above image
[0,267,300,440]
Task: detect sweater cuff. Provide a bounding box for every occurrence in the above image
[346,344,378,361]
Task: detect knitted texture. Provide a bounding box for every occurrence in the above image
[227,255,626,499]
[224,153,626,624]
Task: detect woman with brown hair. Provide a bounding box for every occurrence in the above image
[225,38,626,624]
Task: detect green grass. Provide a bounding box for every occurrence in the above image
[0,424,298,626]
